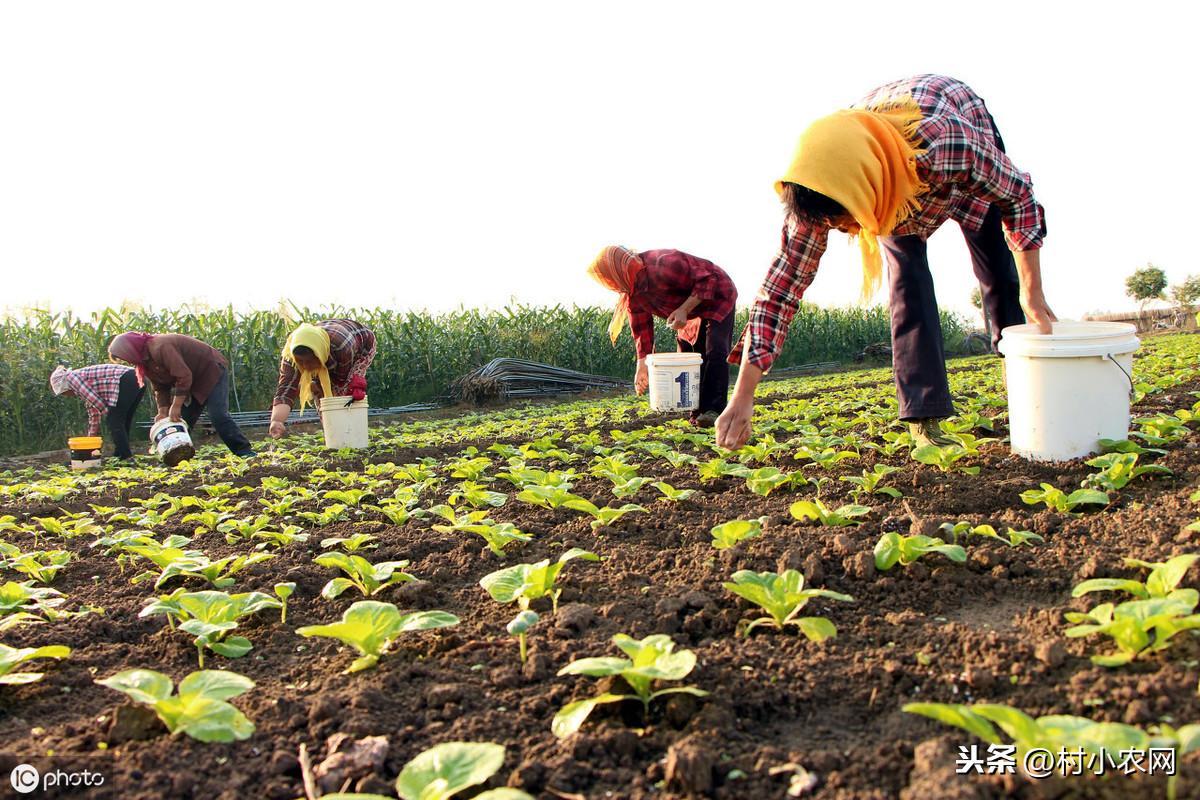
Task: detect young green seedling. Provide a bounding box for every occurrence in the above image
[320,533,379,552]
[789,500,871,527]
[296,600,459,673]
[1019,483,1109,514]
[743,467,795,497]
[0,643,70,684]
[387,741,532,800]
[274,582,295,624]
[937,522,1043,548]
[840,464,902,500]
[1065,596,1200,666]
[96,669,255,742]
[710,518,769,550]
[507,609,539,665]
[448,481,507,508]
[561,497,647,530]
[697,459,751,483]
[479,548,600,613]
[1072,554,1199,601]
[874,532,967,571]
[147,553,276,590]
[1082,452,1172,492]
[911,444,978,474]
[140,589,282,667]
[553,633,707,738]
[313,552,416,599]
[723,569,854,638]
[0,547,72,584]
[652,481,697,503]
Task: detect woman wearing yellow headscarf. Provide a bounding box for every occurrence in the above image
[268,319,377,438]
[717,74,1056,450]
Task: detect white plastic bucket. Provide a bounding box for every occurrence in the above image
[319,395,369,449]
[645,353,703,413]
[997,321,1139,461]
[149,418,195,466]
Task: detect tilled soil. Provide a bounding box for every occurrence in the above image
[3,362,1200,800]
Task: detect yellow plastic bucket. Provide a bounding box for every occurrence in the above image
[68,436,103,470]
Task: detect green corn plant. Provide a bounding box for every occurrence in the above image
[1081,452,1172,491]
[96,669,255,742]
[0,643,70,684]
[874,532,967,571]
[1072,554,1199,601]
[710,517,768,550]
[448,481,507,509]
[840,464,902,500]
[652,481,697,503]
[139,589,282,667]
[296,600,459,673]
[552,634,707,738]
[320,533,379,552]
[1065,595,1200,666]
[313,552,416,599]
[789,499,871,527]
[479,548,600,613]
[911,444,978,474]
[560,497,647,530]
[723,569,854,638]
[1020,483,1109,514]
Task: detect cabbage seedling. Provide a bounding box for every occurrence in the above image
[697,459,750,483]
[149,552,276,590]
[794,447,859,470]
[561,497,647,530]
[1019,483,1109,514]
[448,481,507,508]
[313,553,415,599]
[840,465,902,500]
[324,489,374,507]
[296,600,459,673]
[251,525,309,550]
[723,569,854,638]
[274,582,295,623]
[710,518,768,550]
[296,504,351,526]
[479,548,600,613]
[96,669,255,742]
[380,741,532,800]
[653,481,696,503]
[1082,452,1172,491]
[938,522,1043,548]
[553,633,707,738]
[743,467,794,497]
[448,456,493,481]
[0,548,72,584]
[0,580,68,620]
[507,610,539,664]
[789,500,871,527]
[140,589,282,667]
[1073,554,1199,601]
[0,643,70,684]
[1064,596,1200,666]
[320,533,378,552]
[910,444,978,474]
[216,515,273,544]
[874,532,966,571]
[611,477,652,498]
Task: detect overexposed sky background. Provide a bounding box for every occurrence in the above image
[1,1,1196,323]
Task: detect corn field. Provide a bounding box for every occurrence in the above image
[0,302,968,456]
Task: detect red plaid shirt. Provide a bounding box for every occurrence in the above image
[737,74,1045,371]
[273,319,377,407]
[61,365,132,435]
[629,250,737,359]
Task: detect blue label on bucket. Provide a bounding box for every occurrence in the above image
[674,371,691,408]
[153,423,187,446]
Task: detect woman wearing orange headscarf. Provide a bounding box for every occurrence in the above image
[717,74,1056,450]
[588,246,737,426]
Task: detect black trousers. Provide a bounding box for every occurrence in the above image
[677,309,735,415]
[879,114,1026,421]
[106,370,145,459]
[181,366,254,456]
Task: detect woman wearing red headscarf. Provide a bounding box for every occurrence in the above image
[588,246,737,426]
[108,332,254,457]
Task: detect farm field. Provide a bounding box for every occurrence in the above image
[3,334,1200,800]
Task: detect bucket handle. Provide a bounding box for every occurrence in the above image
[1106,353,1134,397]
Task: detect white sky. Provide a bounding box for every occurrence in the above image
[2,1,1196,323]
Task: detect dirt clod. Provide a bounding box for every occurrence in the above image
[665,735,715,795]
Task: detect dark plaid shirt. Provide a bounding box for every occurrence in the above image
[61,365,132,435]
[629,250,737,359]
[273,319,377,407]
[737,74,1045,371]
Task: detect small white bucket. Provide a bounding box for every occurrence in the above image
[645,353,703,413]
[149,418,195,466]
[997,321,1139,461]
[319,395,369,449]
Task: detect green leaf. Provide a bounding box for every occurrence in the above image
[551,693,631,739]
[95,668,173,705]
[903,702,1001,744]
[396,741,506,800]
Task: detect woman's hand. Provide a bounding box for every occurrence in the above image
[716,396,754,450]
[666,307,689,331]
[268,421,286,438]
[634,360,649,395]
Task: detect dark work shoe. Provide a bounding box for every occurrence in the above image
[235,449,256,458]
[690,411,719,428]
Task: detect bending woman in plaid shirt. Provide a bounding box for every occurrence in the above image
[49,364,146,459]
[717,74,1056,450]
[268,319,376,438]
[588,246,737,426]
